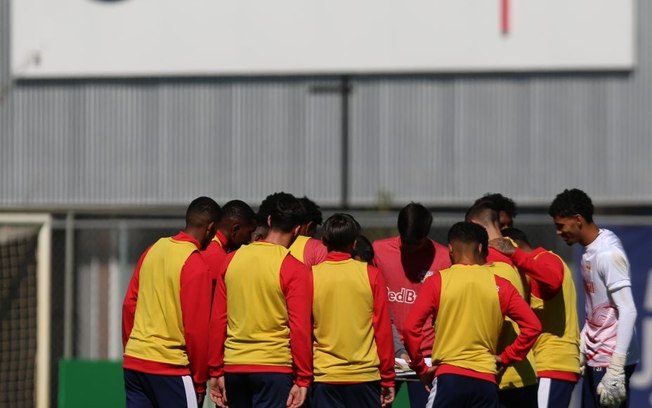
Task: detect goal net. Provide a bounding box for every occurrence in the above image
[0,215,51,408]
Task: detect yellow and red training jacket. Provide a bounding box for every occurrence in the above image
[122,231,211,393]
[312,252,395,387]
[209,241,313,387]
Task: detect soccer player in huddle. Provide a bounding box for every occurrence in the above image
[202,199,256,296]
[311,214,395,407]
[209,192,313,408]
[403,221,541,408]
[372,203,451,407]
[122,197,221,408]
[549,189,639,408]
[492,227,581,407]
[466,200,538,408]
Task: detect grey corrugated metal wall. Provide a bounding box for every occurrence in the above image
[1,0,651,210]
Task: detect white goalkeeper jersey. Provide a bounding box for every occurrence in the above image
[581,229,639,367]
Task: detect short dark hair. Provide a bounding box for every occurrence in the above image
[501,227,531,247]
[186,196,222,228]
[299,197,323,226]
[465,199,499,226]
[222,200,256,224]
[548,188,594,223]
[478,193,517,219]
[352,235,374,263]
[261,192,304,233]
[447,221,488,255]
[322,213,361,253]
[397,203,433,244]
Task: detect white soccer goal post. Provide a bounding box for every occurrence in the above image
[0,214,52,408]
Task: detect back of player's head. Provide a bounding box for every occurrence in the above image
[262,192,304,233]
[548,188,594,223]
[501,227,531,248]
[186,196,222,228]
[397,203,433,244]
[447,221,489,259]
[321,213,361,253]
[465,199,499,228]
[222,200,256,225]
[352,235,374,263]
[478,193,517,219]
[299,196,323,226]
[448,221,488,248]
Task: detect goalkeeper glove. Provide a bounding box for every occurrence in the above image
[596,353,627,408]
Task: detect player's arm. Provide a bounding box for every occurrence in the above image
[368,265,396,388]
[511,248,564,300]
[495,275,542,365]
[121,247,150,348]
[596,250,636,407]
[600,250,637,356]
[180,252,212,394]
[280,256,314,388]
[403,272,440,376]
[208,252,236,378]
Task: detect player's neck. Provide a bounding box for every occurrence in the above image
[265,230,295,249]
[580,224,601,247]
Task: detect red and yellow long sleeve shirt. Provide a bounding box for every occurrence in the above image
[403,264,541,384]
[312,252,395,387]
[209,241,313,387]
[122,232,211,393]
[511,247,581,381]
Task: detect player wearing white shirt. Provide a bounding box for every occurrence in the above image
[549,189,639,408]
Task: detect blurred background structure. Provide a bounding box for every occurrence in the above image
[1,0,652,407]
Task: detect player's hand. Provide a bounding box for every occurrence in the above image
[209,376,228,407]
[596,353,627,407]
[488,238,517,256]
[399,352,411,364]
[419,366,436,392]
[381,386,395,407]
[286,384,307,408]
[494,355,507,375]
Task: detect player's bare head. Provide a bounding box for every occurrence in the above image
[185,196,221,249]
[398,202,433,251]
[352,235,374,263]
[447,221,488,264]
[548,188,594,246]
[263,192,304,233]
[501,227,531,250]
[220,200,257,249]
[321,213,361,253]
[465,200,499,230]
[548,189,594,223]
[299,196,323,237]
[477,193,517,229]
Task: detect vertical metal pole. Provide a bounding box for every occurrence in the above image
[36,215,52,408]
[63,211,75,359]
[341,76,351,209]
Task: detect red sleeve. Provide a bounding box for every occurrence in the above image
[208,251,237,378]
[303,238,328,267]
[122,246,151,348]
[180,252,212,393]
[368,265,396,387]
[511,248,563,300]
[495,276,542,365]
[280,255,314,387]
[403,272,440,376]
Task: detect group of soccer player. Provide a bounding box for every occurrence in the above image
[121,188,638,408]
